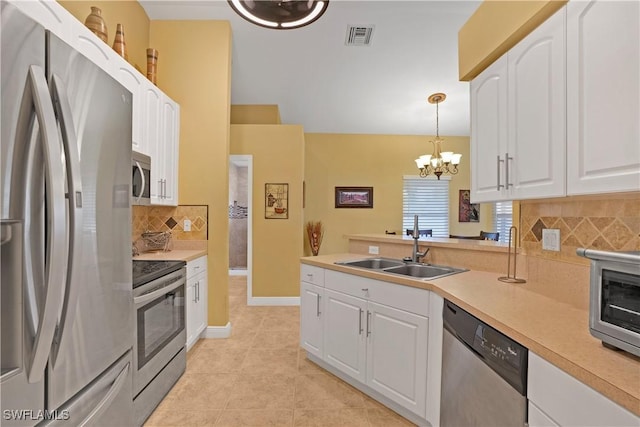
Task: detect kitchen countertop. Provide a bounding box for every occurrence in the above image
[301,253,640,416]
[134,249,207,262]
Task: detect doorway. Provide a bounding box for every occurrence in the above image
[228,155,252,302]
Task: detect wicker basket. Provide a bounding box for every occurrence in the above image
[141,231,172,252]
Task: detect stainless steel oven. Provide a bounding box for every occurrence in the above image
[132,261,186,425]
[578,249,640,357]
[132,151,151,205]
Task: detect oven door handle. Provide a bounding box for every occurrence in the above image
[134,278,184,307]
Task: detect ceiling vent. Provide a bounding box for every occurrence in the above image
[345,25,374,47]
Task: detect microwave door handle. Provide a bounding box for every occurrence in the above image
[23,65,68,383]
[135,161,145,203]
[134,278,184,306]
[49,75,84,367]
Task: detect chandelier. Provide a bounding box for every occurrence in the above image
[414,93,461,180]
[228,0,329,30]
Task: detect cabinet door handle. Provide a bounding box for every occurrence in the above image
[158,180,163,198]
[307,273,313,280]
[316,294,321,317]
[505,153,513,189]
[358,308,363,335]
[366,310,372,337]
[497,155,505,190]
[196,281,200,302]
[193,282,198,303]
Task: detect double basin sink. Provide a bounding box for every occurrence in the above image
[335,257,467,280]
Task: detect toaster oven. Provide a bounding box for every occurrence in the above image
[577,248,640,357]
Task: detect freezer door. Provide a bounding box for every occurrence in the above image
[40,351,134,427]
[45,32,134,411]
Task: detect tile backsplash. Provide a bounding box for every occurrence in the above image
[520,193,639,265]
[132,205,208,242]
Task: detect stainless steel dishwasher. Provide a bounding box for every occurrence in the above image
[440,300,528,427]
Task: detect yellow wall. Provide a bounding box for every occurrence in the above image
[58,0,150,71]
[304,133,492,255]
[458,0,567,81]
[150,21,232,326]
[230,125,305,297]
[231,105,281,125]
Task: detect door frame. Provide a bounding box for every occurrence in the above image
[228,155,253,304]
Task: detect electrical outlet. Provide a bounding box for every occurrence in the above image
[368,246,379,255]
[184,219,192,232]
[542,229,560,251]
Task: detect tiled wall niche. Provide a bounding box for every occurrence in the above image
[520,192,640,265]
[132,205,208,242]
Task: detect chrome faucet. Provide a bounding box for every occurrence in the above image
[410,214,429,263]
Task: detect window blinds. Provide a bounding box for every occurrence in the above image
[493,201,513,243]
[402,176,450,237]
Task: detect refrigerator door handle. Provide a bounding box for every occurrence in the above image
[49,74,84,366]
[78,362,130,427]
[24,65,68,383]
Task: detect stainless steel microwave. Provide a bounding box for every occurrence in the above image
[577,248,640,357]
[132,151,151,205]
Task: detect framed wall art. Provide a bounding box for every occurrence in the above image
[265,183,288,219]
[459,189,479,222]
[335,187,373,208]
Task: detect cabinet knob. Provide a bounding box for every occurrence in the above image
[361,288,369,292]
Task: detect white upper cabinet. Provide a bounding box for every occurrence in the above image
[160,96,180,206]
[143,82,163,201]
[566,0,640,195]
[470,55,508,202]
[115,56,146,154]
[507,8,566,200]
[70,22,116,75]
[11,0,71,43]
[470,7,566,203]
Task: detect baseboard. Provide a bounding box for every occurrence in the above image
[247,296,300,306]
[228,269,247,276]
[202,322,231,338]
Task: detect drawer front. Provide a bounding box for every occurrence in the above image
[301,264,325,286]
[325,270,429,317]
[187,256,207,279]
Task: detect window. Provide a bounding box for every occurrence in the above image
[402,176,450,237]
[493,201,513,243]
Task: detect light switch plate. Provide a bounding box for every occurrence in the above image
[542,229,560,251]
[184,219,192,232]
[368,246,379,255]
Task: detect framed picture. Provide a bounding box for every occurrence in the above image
[335,187,373,208]
[265,183,288,219]
[459,189,479,222]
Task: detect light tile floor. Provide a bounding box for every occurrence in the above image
[145,276,416,427]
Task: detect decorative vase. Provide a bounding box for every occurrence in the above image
[84,7,108,43]
[112,24,128,60]
[146,48,158,85]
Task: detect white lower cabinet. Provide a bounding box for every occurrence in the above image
[324,288,368,383]
[366,301,428,417]
[301,265,432,423]
[300,281,324,359]
[528,352,639,427]
[186,256,207,350]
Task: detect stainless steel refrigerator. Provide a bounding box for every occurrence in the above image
[1,3,134,426]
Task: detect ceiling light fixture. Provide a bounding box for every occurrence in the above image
[228,0,329,30]
[415,93,461,180]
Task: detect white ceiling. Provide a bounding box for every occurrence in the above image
[140,1,481,136]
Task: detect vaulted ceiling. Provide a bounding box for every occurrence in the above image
[140,1,481,136]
